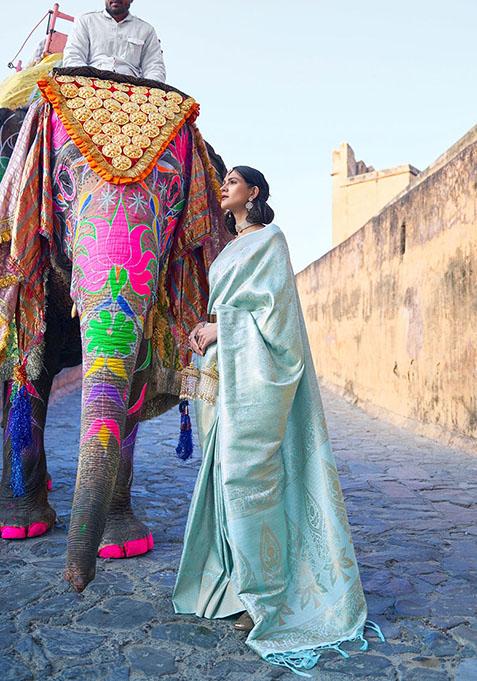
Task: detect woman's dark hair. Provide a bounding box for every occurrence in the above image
[224,165,275,235]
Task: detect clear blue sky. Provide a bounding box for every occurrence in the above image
[2,1,477,271]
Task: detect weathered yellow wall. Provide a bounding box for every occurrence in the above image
[297,132,477,448]
[332,143,419,247]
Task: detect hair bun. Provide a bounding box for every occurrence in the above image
[248,199,274,226]
[262,201,275,225]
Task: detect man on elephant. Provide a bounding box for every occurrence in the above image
[63,0,166,82]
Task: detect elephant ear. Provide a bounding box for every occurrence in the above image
[204,140,227,184]
[140,348,181,422]
[139,127,228,422]
[162,124,230,368]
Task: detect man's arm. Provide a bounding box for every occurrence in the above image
[141,27,166,82]
[63,15,90,67]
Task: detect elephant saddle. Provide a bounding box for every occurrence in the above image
[38,70,200,185]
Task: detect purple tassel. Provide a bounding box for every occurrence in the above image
[9,384,32,497]
[176,400,193,460]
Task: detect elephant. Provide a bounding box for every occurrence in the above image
[0,67,228,592]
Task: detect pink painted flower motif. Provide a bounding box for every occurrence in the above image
[74,199,156,297]
[169,126,190,172]
[83,418,121,450]
[50,111,70,151]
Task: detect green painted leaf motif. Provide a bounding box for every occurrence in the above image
[0,156,9,182]
[85,310,137,357]
[136,339,152,373]
[119,268,128,289]
[172,199,185,213]
[111,312,136,355]
[108,267,128,300]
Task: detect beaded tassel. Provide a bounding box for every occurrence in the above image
[176,400,193,461]
[9,363,32,497]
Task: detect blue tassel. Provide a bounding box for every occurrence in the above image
[9,383,32,497]
[176,400,193,460]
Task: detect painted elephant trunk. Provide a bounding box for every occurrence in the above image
[65,194,160,591]
[66,328,141,591]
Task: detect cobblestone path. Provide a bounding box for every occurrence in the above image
[1,387,476,680]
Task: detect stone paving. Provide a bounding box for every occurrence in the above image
[1,385,476,681]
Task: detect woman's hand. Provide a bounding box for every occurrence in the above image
[188,322,206,355]
[189,322,217,356]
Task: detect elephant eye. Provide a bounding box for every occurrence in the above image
[57,167,76,202]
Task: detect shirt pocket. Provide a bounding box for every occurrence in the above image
[125,37,144,65]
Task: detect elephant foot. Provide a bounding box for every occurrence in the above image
[1,522,51,539]
[0,485,56,540]
[98,533,154,559]
[98,510,153,559]
[64,562,96,593]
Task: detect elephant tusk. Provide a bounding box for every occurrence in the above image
[71,303,78,318]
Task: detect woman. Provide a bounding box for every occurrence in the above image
[172,167,383,675]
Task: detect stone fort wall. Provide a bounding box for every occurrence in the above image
[296,127,477,450]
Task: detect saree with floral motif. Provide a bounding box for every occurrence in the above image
[173,225,383,675]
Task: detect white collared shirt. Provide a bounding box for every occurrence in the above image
[63,10,166,82]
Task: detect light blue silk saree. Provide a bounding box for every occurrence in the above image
[172,225,382,675]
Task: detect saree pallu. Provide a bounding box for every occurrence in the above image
[173,225,382,675]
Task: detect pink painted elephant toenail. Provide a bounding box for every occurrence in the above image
[98,532,154,559]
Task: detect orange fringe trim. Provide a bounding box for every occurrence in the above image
[38,76,200,185]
